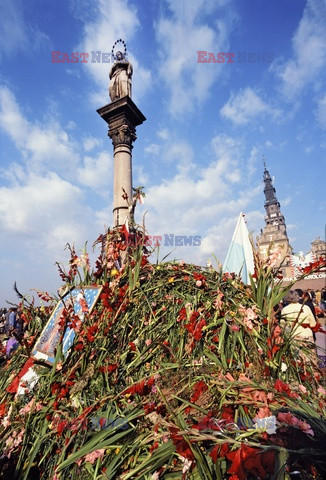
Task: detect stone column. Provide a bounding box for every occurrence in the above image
[97,96,146,228]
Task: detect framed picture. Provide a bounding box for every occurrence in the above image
[32,286,102,365]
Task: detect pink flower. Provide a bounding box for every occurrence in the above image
[256,407,271,418]
[277,412,299,427]
[243,317,253,331]
[19,399,35,416]
[145,339,152,346]
[245,308,257,321]
[230,325,240,332]
[298,385,307,394]
[277,412,314,436]
[80,252,90,271]
[317,386,326,396]
[298,420,314,436]
[214,291,224,310]
[82,448,105,465]
[196,280,202,287]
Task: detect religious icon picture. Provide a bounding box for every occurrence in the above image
[32,286,102,365]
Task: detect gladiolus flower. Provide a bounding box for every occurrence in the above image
[231,325,240,332]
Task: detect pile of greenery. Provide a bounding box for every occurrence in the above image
[0,228,325,480]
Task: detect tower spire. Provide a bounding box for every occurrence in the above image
[263,164,278,207]
[257,161,291,264]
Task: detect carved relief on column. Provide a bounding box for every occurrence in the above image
[108,123,136,148]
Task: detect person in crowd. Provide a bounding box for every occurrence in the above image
[16,309,24,335]
[321,288,326,311]
[0,309,5,334]
[295,288,303,302]
[307,289,315,302]
[302,291,316,319]
[315,289,321,307]
[9,308,17,332]
[281,290,316,342]
[4,308,12,336]
[315,312,326,370]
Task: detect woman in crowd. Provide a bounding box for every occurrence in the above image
[281,290,316,342]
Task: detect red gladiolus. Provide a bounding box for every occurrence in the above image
[227,444,275,480]
[86,324,98,342]
[192,414,222,432]
[177,307,187,322]
[209,443,229,462]
[169,426,194,461]
[51,382,60,395]
[193,272,206,283]
[221,406,234,423]
[124,376,155,396]
[144,402,156,414]
[56,420,69,436]
[190,380,208,403]
[74,341,84,351]
[99,363,118,374]
[0,403,6,418]
[150,441,159,453]
[6,358,35,393]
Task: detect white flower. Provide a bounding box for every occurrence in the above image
[181,457,193,474]
[281,362,288,372]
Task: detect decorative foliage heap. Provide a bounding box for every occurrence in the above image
[0,227,325,480]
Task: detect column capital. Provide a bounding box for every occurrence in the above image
[97,96,146,147]
[108,122,137,148]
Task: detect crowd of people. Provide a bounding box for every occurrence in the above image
[0,307,25,357]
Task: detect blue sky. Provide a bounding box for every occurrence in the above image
[0,0,325,306]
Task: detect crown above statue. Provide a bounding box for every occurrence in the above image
[111,39,128,61]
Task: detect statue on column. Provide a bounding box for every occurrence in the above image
[109,40,133,102]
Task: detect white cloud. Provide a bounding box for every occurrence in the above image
[287,223,297,231]
[315,93,326,128]
[0,0,50,61]
[0,87,79,177]
[157,128,169,140]
[136,134,261,264]
[220,87,281,125]
[83,136,103,151]
[247,146,259,177]
[273,0,326,98]
[0,171,83,236]
[0,0,28,59]
[280,196,292,207]
[144,143,160,155]
[77,151,113,193]
[155,0,235,115]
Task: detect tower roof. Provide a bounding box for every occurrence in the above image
[263,163,279,207]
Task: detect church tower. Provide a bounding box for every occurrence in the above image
[257,162,291,264]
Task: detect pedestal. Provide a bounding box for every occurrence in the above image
[97,96,146,228]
